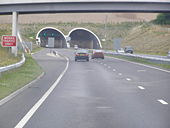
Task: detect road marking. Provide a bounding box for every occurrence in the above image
[137,70,146,72]
[113,69,116,72]
[138,86,145,90]
[157,99,168,105]
[100,63,103,64]
[118,73,122,76]
[96,106,112,109]
[15,56,69,128]
[104,64,107,66]
[108,66,111,69]
[126,78,131,81]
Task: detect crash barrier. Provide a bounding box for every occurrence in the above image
[0,53,25,74]
[105,51,170,65]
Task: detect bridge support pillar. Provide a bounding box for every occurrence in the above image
[12,11,18,56]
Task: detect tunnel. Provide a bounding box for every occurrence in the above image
[36,27,67,48]
[68,28,102,49]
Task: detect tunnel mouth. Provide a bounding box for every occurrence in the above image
[36,27,67,48]
[68,28,102,49]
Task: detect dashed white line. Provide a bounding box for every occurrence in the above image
[113,69,116,72]
[126,78,131,81]
[100,63,103,64]
[157,99,168,105]
[138,86,145,90]
[137,70,146,72]
[118,73,122,76]
[108,66,111,69]
[104,64,107,66]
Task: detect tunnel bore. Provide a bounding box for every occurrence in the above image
[37,28,66,48]
[68,28,101,49]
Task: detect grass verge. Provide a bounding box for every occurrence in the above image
[0,54,43,100]
[107,54,170,70]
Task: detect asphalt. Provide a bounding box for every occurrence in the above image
[0,48,170,128]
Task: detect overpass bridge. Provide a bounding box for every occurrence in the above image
[0,0,170,14]
[0,0,170,55]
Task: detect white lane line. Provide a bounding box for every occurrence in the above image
[137,70,146,72]
[113,69,116,72]
[15,56,69,128]
[126,78,131,81]
[104,64,107,66]
[96,106,112,109]
[108,66,111,69]
[100,63,103,65]
[138,86,145,90]
[118,73,122,76]
[157,99,168,105]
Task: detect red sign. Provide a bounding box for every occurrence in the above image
[1,35,16,47]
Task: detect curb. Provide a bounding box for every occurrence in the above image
[0,72,45,106]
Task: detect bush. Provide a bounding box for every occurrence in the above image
[152,13,170,25]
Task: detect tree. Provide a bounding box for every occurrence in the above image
[152,13,170,25]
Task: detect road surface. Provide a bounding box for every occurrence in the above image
[0,48,170,128]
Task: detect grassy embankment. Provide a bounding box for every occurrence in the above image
[0,54,43,100]
[0,25,43,100]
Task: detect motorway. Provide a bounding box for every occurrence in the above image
[0,48,170,128]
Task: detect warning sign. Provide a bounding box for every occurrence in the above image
[1,35,16,47]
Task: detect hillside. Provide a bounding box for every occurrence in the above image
[0,13,157,24]
[122,24,170,55]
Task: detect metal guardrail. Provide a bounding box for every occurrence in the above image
[104,51,170,65]
[0,53,25,73]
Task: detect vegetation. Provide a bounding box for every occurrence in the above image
[0,54,43,100]
[152,13,170,25]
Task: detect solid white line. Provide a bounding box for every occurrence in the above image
[126,78,131,81]
[138,86,145,90]
[15,56,69,128]
[157,99,168,105]
[107,56,170,73]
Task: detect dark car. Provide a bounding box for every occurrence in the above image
[124,46,133,54]
[91,50,104,59]
[75,49,89,61]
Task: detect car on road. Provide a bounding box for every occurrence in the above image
[74,45,78,50]
[117,48,125,53]
[75,49,89,61]
[124,46,133,54]
[91,49,104,59]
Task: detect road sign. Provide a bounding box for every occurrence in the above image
[1,35,16,47]
[113,38,122,51]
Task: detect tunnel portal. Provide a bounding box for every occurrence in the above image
[68,28,102,49]
[37,27,66,48]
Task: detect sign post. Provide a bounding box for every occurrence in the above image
[1,35,16,47]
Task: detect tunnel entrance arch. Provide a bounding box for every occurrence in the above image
[68,28,102,49]
[36,27,67,48]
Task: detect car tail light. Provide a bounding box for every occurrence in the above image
[76,54,79,56]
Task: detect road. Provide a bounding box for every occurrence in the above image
[0,48,170,128]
